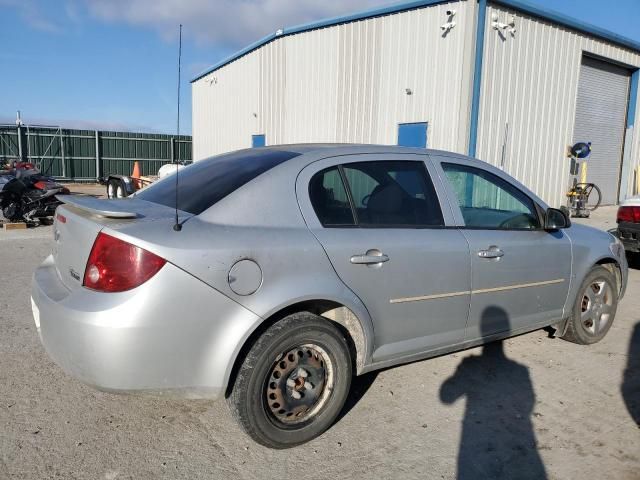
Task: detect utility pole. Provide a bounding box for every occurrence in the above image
[16,111,23,162]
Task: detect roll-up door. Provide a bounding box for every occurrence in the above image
[573,56,630,205]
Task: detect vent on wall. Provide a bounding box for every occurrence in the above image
[397,123,428,148]
[252,134,266,148]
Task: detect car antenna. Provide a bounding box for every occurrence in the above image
[173,24,183,232]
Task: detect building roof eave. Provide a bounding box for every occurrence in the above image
[191,0,640,84]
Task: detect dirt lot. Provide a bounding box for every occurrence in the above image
[0,207,638,479]
[61,183,106,199]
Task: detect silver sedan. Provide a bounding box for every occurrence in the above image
[31,145,628,448]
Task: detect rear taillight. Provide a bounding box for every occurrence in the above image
[83,232,166,292]
[617,206,640,224]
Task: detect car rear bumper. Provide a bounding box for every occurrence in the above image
[31,255,261,399]
[618,222,640,253]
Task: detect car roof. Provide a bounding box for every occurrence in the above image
[197,143,548,227]
[252,143,472,161]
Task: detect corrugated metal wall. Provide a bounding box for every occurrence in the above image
[0,126,192,181]
[192,0,640,206]
[573,56,631,205]
[192,0,477,160]
[476,3,640,206]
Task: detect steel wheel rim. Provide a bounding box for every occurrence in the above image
[107,183,115,198]
[264,343,334,425]
[580,279,613,336]
[116,185,124,198]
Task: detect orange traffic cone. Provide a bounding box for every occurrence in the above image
[131,161,141,189]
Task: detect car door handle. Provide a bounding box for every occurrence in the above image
[350,250,389,265]
[478,247,504,259]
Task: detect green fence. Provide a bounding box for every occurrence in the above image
[0,125,191,181]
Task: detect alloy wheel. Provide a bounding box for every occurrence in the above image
[580,279,613,336]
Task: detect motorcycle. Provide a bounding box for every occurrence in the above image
[0,162,69,224]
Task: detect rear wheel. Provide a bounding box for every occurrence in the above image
[107,179,117,199]
[577,183,602,211]
[107,178,127,198]
[227,312,352,449]
[562,266,618,344]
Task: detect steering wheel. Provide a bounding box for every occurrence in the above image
[361,194,372,207]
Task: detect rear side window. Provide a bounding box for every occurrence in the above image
[310,161,444,227]
[136,149,300,214]
[308,167,356,226]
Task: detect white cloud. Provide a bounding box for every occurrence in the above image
[0,0,62,33]
[73,0,392,47]
[0,115,160,133]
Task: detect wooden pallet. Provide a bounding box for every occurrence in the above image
[2,222,27,231]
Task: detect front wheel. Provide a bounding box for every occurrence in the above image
[227,312,352,449]
[2,198,23,222]
[562,266,618,344]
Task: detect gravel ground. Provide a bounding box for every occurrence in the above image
[0,207,638,479]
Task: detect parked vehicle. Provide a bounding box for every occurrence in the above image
[0,163,69,224]
[101,162,185,198]
[31,145,628,448]
[616,195,640,255]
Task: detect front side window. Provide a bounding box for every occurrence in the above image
[441,163,540,229]
[309,161,444,228]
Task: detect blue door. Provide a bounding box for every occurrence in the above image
[397,122,428,148]
[252,134,266,148]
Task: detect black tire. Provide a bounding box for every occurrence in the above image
[2,197,22,222]
[116,180,127,198]
[627,252,640,270]
[562,266,618,344]
[106,179,118,199]
[227,312,352,449]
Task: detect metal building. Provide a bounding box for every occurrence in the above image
[191,0,640,206]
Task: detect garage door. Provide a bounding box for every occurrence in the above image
[573,56,630,205]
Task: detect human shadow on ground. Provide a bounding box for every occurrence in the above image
[622,322,640,427]
[440,306,547,480]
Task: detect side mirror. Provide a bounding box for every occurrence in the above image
[545,208,571,230]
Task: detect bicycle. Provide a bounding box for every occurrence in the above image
[566,181,602,217]
[565,142,601,218]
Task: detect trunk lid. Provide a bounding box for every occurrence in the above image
[52,196,190,291]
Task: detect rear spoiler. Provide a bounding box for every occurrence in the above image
[56,195,137,219]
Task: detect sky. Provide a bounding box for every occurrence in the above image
[1,0,639,135]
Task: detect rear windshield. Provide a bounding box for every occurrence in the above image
[136,149,300,214]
